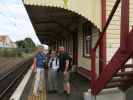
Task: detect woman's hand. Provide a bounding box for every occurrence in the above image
[63,71,67,76]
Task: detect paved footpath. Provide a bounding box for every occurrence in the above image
[20,72,89,100]
[46,72,90,100]
[20,73,46,100]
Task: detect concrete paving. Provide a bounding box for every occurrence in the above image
[126,86,133,100]
[20,71,133,100]
[46,72,90,100]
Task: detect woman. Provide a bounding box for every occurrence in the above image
[48,50,59,92]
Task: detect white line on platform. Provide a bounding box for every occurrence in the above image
[10,67,32,100]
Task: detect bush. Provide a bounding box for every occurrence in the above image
[15,49,22,57]
[2,49,10,57]
[0,48,22,57]
[0,48,35,57]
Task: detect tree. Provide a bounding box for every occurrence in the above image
[15,40,25,48]
[16,37,36,48]
[24,38,36,48]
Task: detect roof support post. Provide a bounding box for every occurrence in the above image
[120,0,129,51]
[99,0,106,73]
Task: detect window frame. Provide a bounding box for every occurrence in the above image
[82,22,92,58]
[83,32,92,58]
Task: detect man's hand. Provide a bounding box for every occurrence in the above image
[32,64,36,72]
[33,66,37,73]
[32,58,37,73]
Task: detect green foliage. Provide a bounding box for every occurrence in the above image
[24,38,36,48]
[0,37,36,57]
[16,40,25,48]
[0,48,22,57]
[0,48,36,57]
[16,37,36,49]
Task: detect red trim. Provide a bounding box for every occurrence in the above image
[93,0,121,51]
[120,0,129,51]
[92,28,133,95]
[73,32,78,65]
[91,51,96,79]
[77,67,92,80]
[120,0,129,72]
[100,0,106,73]
[91,0,122,95]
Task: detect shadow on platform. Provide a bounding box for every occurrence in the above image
[46,72,90,100]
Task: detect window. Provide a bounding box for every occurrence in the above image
[83,22,92,57]
[83,33,91,57]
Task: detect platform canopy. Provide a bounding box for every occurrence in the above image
[24,0,101,28]
[23,0,101,45]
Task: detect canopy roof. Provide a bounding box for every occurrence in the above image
[25,5,95,45]
[24,0,101,29]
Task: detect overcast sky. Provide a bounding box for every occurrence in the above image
[0,0,41,45]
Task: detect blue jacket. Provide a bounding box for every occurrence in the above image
[36,52,46,68]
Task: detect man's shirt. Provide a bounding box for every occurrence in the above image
[48,57,59,70]
[36,52,46,69]
[59,52,70,72]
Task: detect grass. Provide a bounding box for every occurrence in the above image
[0,48,36,57]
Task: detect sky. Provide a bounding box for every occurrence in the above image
[0,0,41,45]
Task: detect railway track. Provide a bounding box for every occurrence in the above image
[0,58,33,100]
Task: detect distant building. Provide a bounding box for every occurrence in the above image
[0,35,17,48]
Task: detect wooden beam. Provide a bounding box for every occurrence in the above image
[39,37,55,45]
[34,20,74,34]
[99,0,106,73]
[92,28,133,95]
[120,0,129,51]
[31,16,79,22]
[38,33,63,40]
[37,30,66,39]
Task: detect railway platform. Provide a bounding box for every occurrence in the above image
[18,69,89,100]
[3,63,133,100]
[23,73,46,100]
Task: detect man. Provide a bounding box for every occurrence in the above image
[32,45,46,96]
[58,46,71,95]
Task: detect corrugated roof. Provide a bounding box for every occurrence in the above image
[23,0,101,29]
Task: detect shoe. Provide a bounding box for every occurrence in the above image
[58,90,66,95]
[66,93,71,97]
[48,90,54,93]
[66,91,71,96]
[53,90,57,93]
